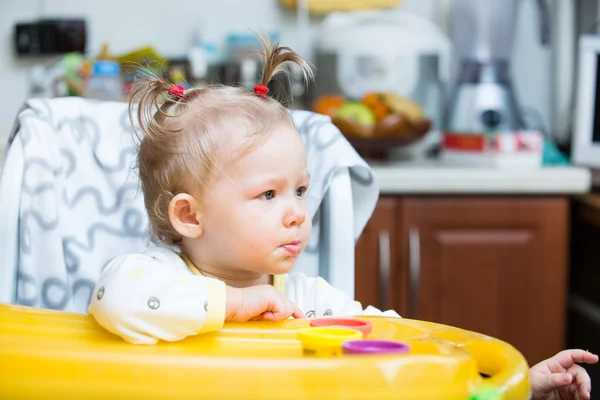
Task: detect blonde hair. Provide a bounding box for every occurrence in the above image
[129,34,313,245]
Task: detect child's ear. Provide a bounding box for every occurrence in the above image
[168,193,204,239]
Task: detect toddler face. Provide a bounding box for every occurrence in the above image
[198,123,312,275]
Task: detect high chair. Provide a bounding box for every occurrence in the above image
[0,97,379,313]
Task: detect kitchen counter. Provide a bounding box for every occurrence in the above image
[370,161,592,194]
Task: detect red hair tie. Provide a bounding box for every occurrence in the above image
[254,84,269,97]
[168,84,185,99]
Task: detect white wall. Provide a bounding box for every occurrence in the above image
[0,0,553,144]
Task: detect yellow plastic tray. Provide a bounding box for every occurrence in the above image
[0,303,530,399]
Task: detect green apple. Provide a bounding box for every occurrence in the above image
[334,102,376,126]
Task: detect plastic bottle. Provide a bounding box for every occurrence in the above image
[83,60,123,101]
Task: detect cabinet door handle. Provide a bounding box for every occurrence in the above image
[409,227,420,318]
[378,230,391,310]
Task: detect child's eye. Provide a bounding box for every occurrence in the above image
[296,186,307,197]
[260,190,275,200]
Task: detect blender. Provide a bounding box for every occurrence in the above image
[441,0,550,167]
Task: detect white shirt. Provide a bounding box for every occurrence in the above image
[88,247,400,344]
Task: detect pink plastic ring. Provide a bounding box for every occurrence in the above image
[343,340,410,355]
[310,318,372,336]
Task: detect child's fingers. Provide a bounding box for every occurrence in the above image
[569,364,592,400]
[292,307,305,319]
[569,382,578,396]
[261,311,275,321]
[269,305,296,321]
[580,385,591,400]
[552,372,573,387]
[552,350,599,370]
[532,371,572,394]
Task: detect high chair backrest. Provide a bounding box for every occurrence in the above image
[0,98,379,313]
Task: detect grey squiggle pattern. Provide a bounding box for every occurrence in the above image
[41,277,69,310]
[21,209,59,230]
[16,100,53,146]
[16,113,42,145]
[62,183,139,214]
[64,212,146,253]
[60,149,76,178]
[62,209,146,273]
[63,238,81,274]
[57,115,100,145]
[97,148,136,173]
[72,279,96,309]
[58,114,135,174]
[22,158,63,195]
[20,209,59,254]
[16,272,37,307]
[12,99,151,313]
[24,157,63,178]
[37,98,54,126]
[22,182,54,196]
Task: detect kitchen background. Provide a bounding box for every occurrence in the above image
[3,0,592,144]
[1,0,600,388]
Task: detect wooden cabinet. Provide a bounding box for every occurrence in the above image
[355,196,569,365]
[568,196,600,386]
[354,198,399,314]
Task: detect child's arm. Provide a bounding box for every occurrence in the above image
[529,349,598,400]
[89,251,303,344]
[88,251,227,344]
[285,273,401,318]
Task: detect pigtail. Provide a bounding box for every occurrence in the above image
[127,68,187,144]
[256,34,313,95]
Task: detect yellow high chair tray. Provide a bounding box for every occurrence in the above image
[0,303,530,399]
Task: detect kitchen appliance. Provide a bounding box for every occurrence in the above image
[441,0,551,167]
[572,34,600,169]
[312,10,450,153]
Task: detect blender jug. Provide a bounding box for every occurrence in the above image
[446,0,550,133]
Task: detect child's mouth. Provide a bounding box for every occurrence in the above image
[280,240,302,255]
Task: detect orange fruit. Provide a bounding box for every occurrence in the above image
[362,92,391,121]
[362,92,381,107]
[312,95,346,117]
[371,103,391,121]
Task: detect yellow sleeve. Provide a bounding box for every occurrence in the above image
[200,278,226,333]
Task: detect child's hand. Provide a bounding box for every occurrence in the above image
[225,285,304,322]
[530,349,598,400]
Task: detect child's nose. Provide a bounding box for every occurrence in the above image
[284,203,306,227]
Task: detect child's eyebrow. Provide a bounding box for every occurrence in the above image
[249,170,310,190]
[251,176,286,189]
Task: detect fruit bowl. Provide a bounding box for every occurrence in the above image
[332,112,431,141]
[312,92,432,159]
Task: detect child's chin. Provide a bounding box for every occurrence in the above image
[270,258,297,275]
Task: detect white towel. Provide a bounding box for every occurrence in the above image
[290,110,379,297]
[0,98,149,312]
